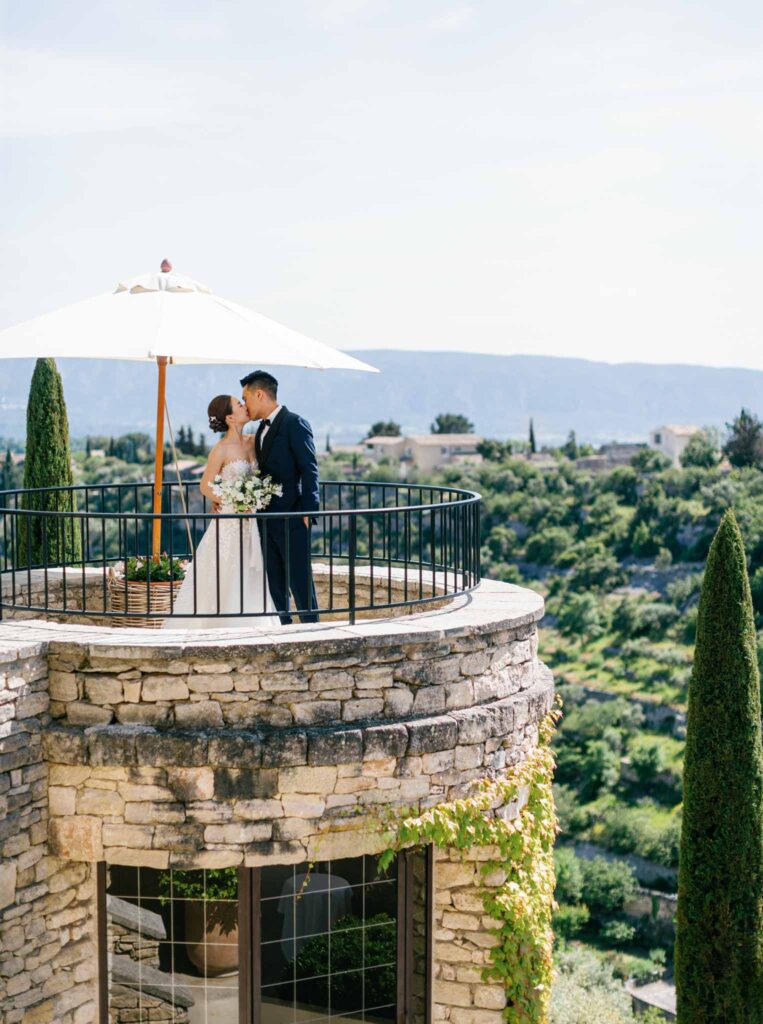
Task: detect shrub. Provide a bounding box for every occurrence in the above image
[580,856,637,914]
[525,526,575,565]
[553,903,590,941]
[580,740,620,796]
[554,847,584,904]
[556,592,611,641]
[676,510,763,1020]
[550,947,638,1024]
[600,919,636,946]
[629,739,667,785]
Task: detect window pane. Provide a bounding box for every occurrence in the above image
[258,855,401,1024]
[106,865,240,1024]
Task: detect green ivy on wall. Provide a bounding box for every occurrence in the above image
[380,707,560,1024]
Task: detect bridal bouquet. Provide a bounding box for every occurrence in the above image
[211,460,283,513]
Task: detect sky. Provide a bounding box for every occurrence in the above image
[2,1,763,369]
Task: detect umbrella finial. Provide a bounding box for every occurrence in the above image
[160,259,172,273]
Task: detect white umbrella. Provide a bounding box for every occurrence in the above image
[0,260,378,556]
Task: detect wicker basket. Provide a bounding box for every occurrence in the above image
[108,570,185,629]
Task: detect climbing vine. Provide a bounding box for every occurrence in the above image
[379,706,560,1024]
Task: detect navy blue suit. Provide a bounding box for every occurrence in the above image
[256,407,319,624]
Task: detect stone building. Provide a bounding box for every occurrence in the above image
[0,481,554,1024]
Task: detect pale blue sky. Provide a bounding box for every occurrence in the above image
[2,1,762,368]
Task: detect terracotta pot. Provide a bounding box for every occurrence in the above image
[185,901,239,977]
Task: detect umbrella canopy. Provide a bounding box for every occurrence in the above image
[0,267,378,372]
[0,262,378,558]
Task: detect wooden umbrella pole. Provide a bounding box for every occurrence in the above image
[151,356,169,560]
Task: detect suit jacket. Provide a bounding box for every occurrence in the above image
[256,407,320,517]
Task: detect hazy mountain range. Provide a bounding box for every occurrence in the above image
[0,351,760,447]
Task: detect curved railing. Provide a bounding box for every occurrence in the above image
[0,480,481,624]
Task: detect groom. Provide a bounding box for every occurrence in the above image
[241,370,319,624]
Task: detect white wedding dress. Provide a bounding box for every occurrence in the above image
[165,459,280,629]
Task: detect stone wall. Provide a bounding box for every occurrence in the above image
[0,640,96,1024]
[0,577,553,1024]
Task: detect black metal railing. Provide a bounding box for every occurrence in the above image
[0,481,481,625]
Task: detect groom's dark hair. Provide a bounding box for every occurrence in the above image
[240,370,278,399]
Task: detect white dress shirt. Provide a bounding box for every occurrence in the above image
[259,404,282,443]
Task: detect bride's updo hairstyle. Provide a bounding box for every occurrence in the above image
[208,395,233,434]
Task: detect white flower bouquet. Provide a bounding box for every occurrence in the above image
[210,460,283,513]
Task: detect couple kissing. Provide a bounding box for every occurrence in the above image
[167,370,318,629]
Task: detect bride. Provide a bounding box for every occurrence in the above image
[165,394,279,629]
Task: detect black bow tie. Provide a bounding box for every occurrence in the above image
[261,418,271,427]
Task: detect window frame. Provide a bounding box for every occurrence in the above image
[98,849,433,1024]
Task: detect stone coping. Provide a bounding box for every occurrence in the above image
[0,577,544,660]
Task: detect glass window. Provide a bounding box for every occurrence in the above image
[105,865,240,1024]
[259,856,398,1024]
[102,851,431,1024]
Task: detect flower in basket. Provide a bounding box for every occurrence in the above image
[122,553,187,582]
[210,460,283,513]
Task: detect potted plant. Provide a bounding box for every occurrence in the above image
[108,553,187,628]
[159,868,239,977]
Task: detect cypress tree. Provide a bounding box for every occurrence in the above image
[18,359,81,567]
[675,509,763,1022]
[529,418,537,454]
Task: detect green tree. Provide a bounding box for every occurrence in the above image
[724,408,763,468]
[562,430,579,460]
[430,412,474,434]
[675,510,763,1022]
[18,358,82,567]
[529,418,537,454]
[367,420,402,438]
[1,448,20,492]
[680,428,720,469]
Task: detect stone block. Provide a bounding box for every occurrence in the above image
[141,676,190,701]
[48,787,76,816]
[436,862,476,888]
[279,765,337,794]
[67,702,114,726]
[0,861,17,911]
[406,716,458,755]
[42,725,87,765]
[85,677,124,705]
[457,650,492,676]
[260,730,307,767]
[152,824,204,853]
[383,689,414,716]
[48,764,90,787]
[176,701,224,728]
[114,703,170,727]
[50,816,103,861]
[214,768,277,800]
[363,723,408,760]
[48,672,78,702]
[108,847,169,868]
[308,730,363,766]
[292,701,341,726]
[234,799,284,820]
[450,1009,504,1024]
[77,788,125,816]
[87,726,143,766]
[124,802,185,824]
[188,674,234,693]
[208,731,262,767]
[135,730,208,766]
[454,745,484,770]
[244,840,304,866]
[166,767,215,802]
[343,698,384,722]
[445,680,474,710]
[434,980,473,1008]
[282,794,325,818]
[204,822,272,844]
